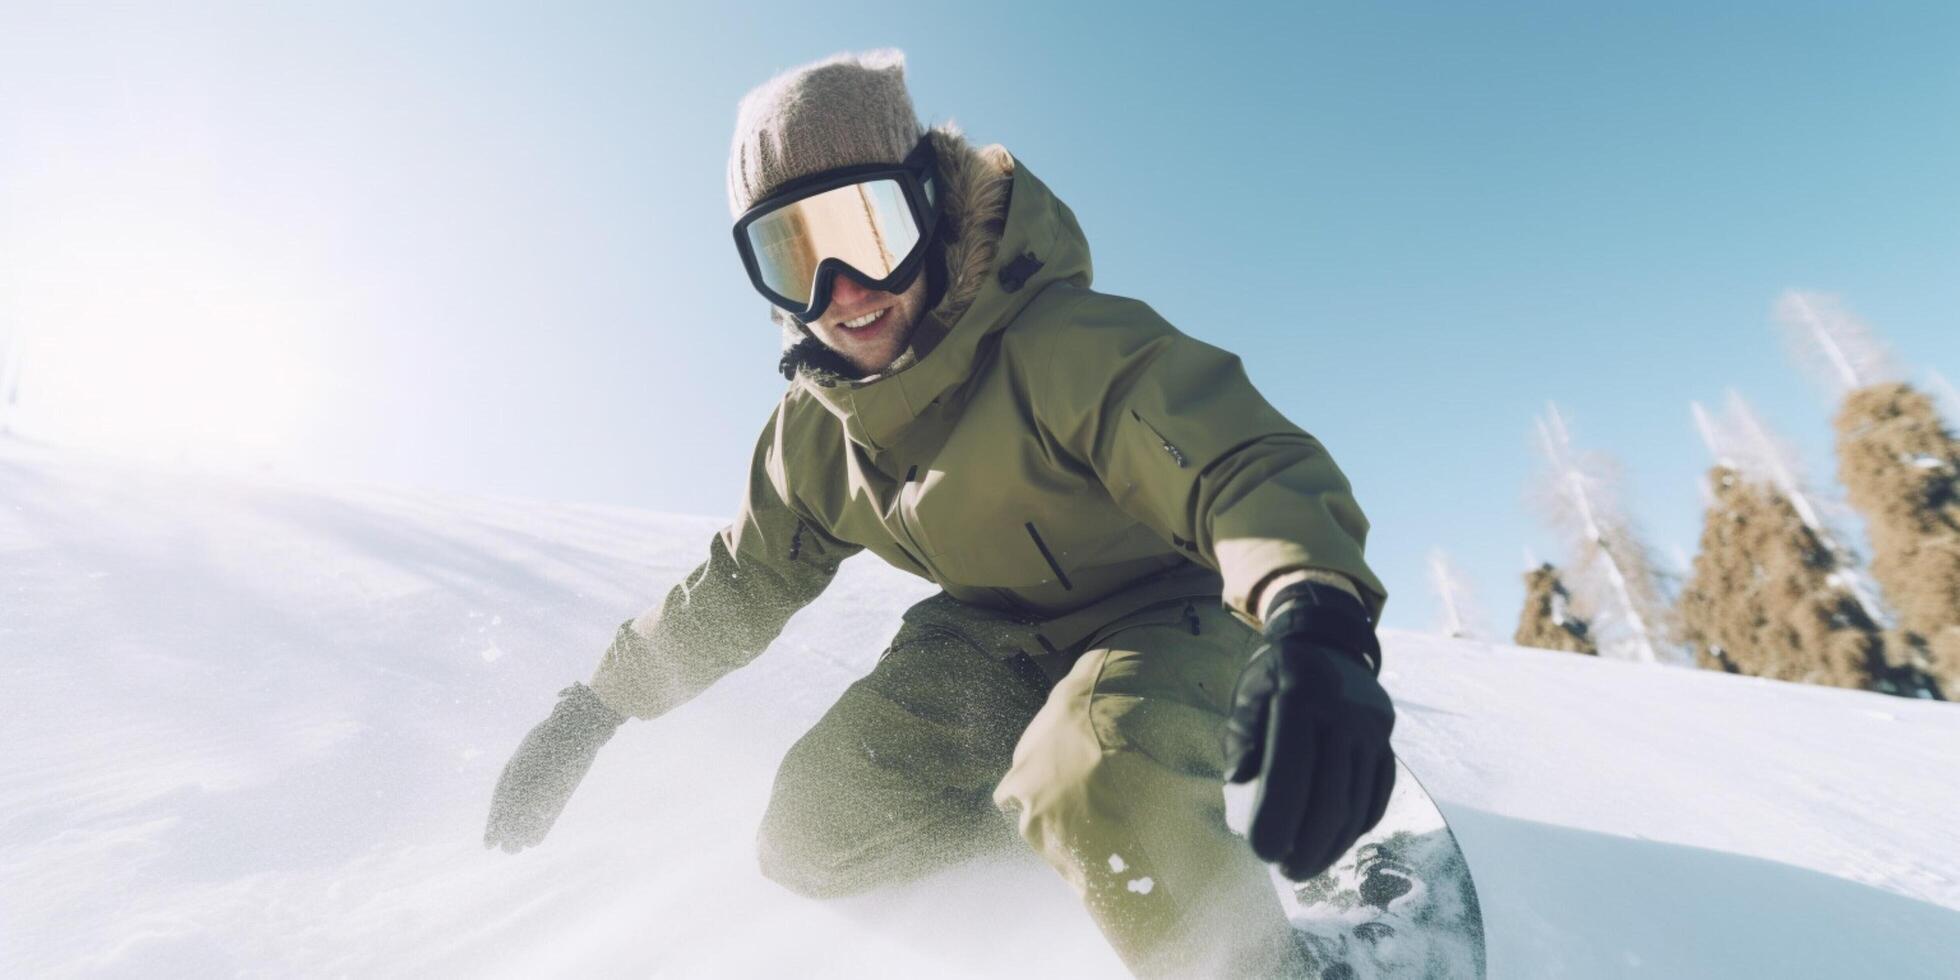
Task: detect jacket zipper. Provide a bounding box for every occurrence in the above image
[1023,521,1074,591]
[1131,410,1188,467]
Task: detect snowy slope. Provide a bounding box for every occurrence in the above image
[4,434,1958,979]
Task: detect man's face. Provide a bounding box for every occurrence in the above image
[803,270,929,376]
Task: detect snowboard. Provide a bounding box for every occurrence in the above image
[1246,758,1487,978]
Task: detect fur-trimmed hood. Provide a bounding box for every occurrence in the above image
[774,121,1019,387]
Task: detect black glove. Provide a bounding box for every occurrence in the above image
[484,680,626,853]
[1223,580,1396,881]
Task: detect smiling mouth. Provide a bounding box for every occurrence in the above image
[837,307,889,331]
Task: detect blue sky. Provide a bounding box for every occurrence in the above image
[3,1,1956,631]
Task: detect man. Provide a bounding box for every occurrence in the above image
[486,48,1396,978]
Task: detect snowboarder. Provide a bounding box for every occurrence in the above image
[485,48,1397,978]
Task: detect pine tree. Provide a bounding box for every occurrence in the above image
[1833,383,1960,695]
[1676,464,1912,690]
[1513,562,1597,655]
[1427,548,1490,641]
[1530,403,1686,664]
[1776,290,1957,697]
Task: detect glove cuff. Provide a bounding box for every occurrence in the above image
[1263,581,1382,676]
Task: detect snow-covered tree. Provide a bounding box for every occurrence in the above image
[1692,393,1891,626]
[1829,383,1960,694]
[1529,403,1687,665]
[1774,290,1899,398]
[1426,548,1490,641]
[1776,291,1959,696]
[1675,462,1924,692]
[1513,560,1597,655]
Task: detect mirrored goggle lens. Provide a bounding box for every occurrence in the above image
[746,178,921,308]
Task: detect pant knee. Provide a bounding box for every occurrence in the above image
[993,715,1123,850]
[752,748,897,898]
[759,772,1016,899]
[993,675,1232,886]
[754,820,860,900]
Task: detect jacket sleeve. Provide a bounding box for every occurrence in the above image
[587,399,861,720]
[1033,290,1389,629]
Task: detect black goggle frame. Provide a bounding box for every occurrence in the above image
[731,134,940,322]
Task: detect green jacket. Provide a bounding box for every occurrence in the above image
[590,124,1387,720]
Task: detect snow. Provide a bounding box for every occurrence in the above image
[5,434,1959,978]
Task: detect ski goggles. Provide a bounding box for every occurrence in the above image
[733,135,940,321]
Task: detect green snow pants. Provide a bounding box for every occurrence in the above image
[755,591,1311,978]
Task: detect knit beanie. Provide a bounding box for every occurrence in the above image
[726,48,926,221]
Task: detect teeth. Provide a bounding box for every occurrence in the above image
[843,308,886,329]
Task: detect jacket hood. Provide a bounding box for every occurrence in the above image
[777,121,1094,454]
